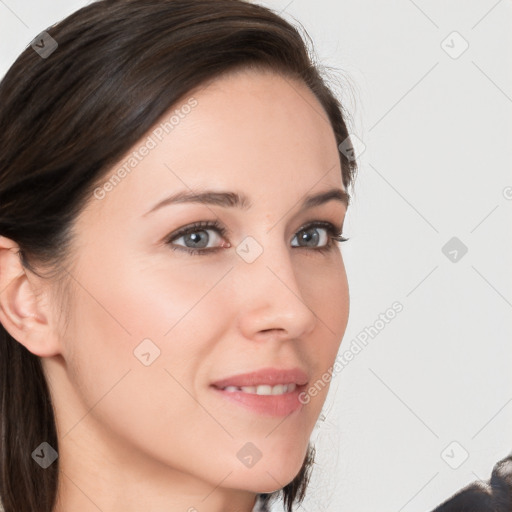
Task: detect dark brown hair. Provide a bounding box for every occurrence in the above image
[0,1,358,511]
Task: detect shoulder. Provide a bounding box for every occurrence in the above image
[430,452,512,512]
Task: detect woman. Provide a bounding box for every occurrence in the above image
[0,1,358,511]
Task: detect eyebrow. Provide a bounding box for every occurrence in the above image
[143,187,350,217]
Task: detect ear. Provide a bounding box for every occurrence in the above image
[0,235,61,357]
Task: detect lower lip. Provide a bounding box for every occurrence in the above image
[210,385,305,417]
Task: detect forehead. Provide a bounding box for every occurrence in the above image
[84,67,343,223]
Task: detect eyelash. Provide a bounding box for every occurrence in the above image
[164,219,349,256]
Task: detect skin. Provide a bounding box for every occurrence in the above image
[0,67,350,512]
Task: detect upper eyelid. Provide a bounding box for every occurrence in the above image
[173,219,341,233]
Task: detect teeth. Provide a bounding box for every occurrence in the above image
[271,384,285,395]
[221,383,297,395]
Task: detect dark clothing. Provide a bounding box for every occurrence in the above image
[430,452,512,512]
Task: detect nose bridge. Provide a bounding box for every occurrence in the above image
[236,231,298,292]
[233,231,317,339]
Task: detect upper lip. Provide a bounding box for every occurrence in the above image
[211,367,309,388]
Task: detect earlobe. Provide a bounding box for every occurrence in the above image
[0,236,60,357]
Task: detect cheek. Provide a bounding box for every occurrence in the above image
[65,252,216,389]
[58,273,205,475]
[61,254,229,429]
[305,251,349,340]
[299,254,349,410]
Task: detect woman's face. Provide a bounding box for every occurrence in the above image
[42,68,350,508]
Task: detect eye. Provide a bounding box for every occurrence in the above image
[164,220,228,256]
[164,219,348,255]
[291,221,348,252]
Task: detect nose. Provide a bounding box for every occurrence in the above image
[233,238,318,343]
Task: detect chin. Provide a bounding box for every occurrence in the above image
[231,469,300,494]
[227,445,309,494]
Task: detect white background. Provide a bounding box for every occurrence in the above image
[1,1,511,511]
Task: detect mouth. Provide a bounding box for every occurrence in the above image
[210,366,309,389]
[212,382,300,395]
[209,367,309,416]
[210,379,308,417]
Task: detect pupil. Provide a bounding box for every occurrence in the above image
[185,231,208,248]
[301,228,318,246]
